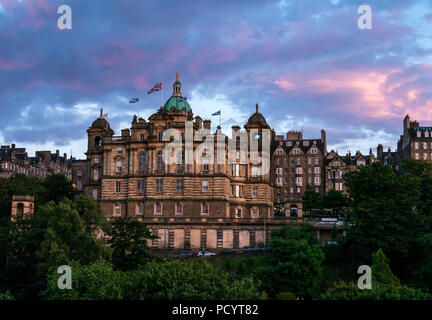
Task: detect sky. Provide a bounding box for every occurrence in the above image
[1,0,432,159]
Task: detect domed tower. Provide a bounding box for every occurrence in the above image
[163,72,192,114]
[85,109,114,199]
[244,103,274,141]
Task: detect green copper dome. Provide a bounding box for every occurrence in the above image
[164,96,191,111]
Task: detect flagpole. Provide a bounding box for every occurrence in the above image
[161,82,164,107]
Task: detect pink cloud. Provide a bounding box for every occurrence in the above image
[133,75,150,90]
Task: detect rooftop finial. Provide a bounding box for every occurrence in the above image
[256,103,258,113]
[100,108,103,118]
[176,72,180,81]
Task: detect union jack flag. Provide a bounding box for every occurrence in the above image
[178,96,187,102]
[147,82,162,94]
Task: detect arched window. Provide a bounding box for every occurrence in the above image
[139,152,148,172]
[94,136,102,147]
[156,151,164,171]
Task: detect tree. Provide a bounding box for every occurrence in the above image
[320,249,431,300]
[321,190,349,216]
[0,196,109,298]
[106,217,155,271]
[302,184,322,214]
[371,248,400,287]
[256,224,325,298]
[41,260,124,300]
[342,162,421,277]
[42,259,265,300]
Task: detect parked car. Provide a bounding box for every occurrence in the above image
[174,251,194,259]
[219,249,237,255]
[197,250,216,257]
[241,246,266,253]
[320,241,339,247]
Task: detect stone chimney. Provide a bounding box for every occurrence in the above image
[321,129,327,156]
[203,120,211,131]
[121,128,130,137]
[195,116,203,129]
[377,144,383,160]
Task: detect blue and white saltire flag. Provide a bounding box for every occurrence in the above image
[129,98,139,103]
[212,110,221,116]
[178,96,187,102]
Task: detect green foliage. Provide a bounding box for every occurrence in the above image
[342,162,421,276]
[106,217,155,271]
[320,281,432,300]
[321,190,349,215]
[42,259,265,300]
[0,191,109,298]
[41,260,124,300]
[275,292,297,300]
[256,224,324,298]
[302,184,322,213]
[371,248,400,287]
[0,291,14,300]
[35,198,110,274]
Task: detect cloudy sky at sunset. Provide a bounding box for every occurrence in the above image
[1,0,432,158]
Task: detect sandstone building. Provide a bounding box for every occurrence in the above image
[271,130,327,217]
[81,74,278,250]
[0,144,71,179]
[397,114,432,165]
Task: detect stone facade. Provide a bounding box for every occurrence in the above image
[11,195,34,218]
[397,114,432,165]
[271,130,327,217]
[79,74,277,250]
[0,144,71,180]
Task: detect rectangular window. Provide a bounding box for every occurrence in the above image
[314,167,320,174]
[297,187,301,193]
[203,160,209,172]
[202,180,209,192]
[415,153,420,160]
[311,148,317,154]
[251,166,259,177]
[293,148,300,154]
[155,202,162,215]
[176,179,184,193]
[251,208,259,219]
[115,181,121,193]
[176,202,183,215]
[295,167,302,174]
[137,179,145,193]
[77,180,82,190]
[156,179,163,193]
[232,164,240,176]
[290,187,294,193]
[117,161,122,173]
[114,205,121,216]
[92,189,98,199]
[93,168,99,180]
[415,142,419,150]
[202,203,209,215]
[137,203,143,216]
[315,158,319,165]
[158,133,163,141]
[424,142,428,150]
[140,134,145,142]
[252,186,258,197]
[235,208,242,218]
